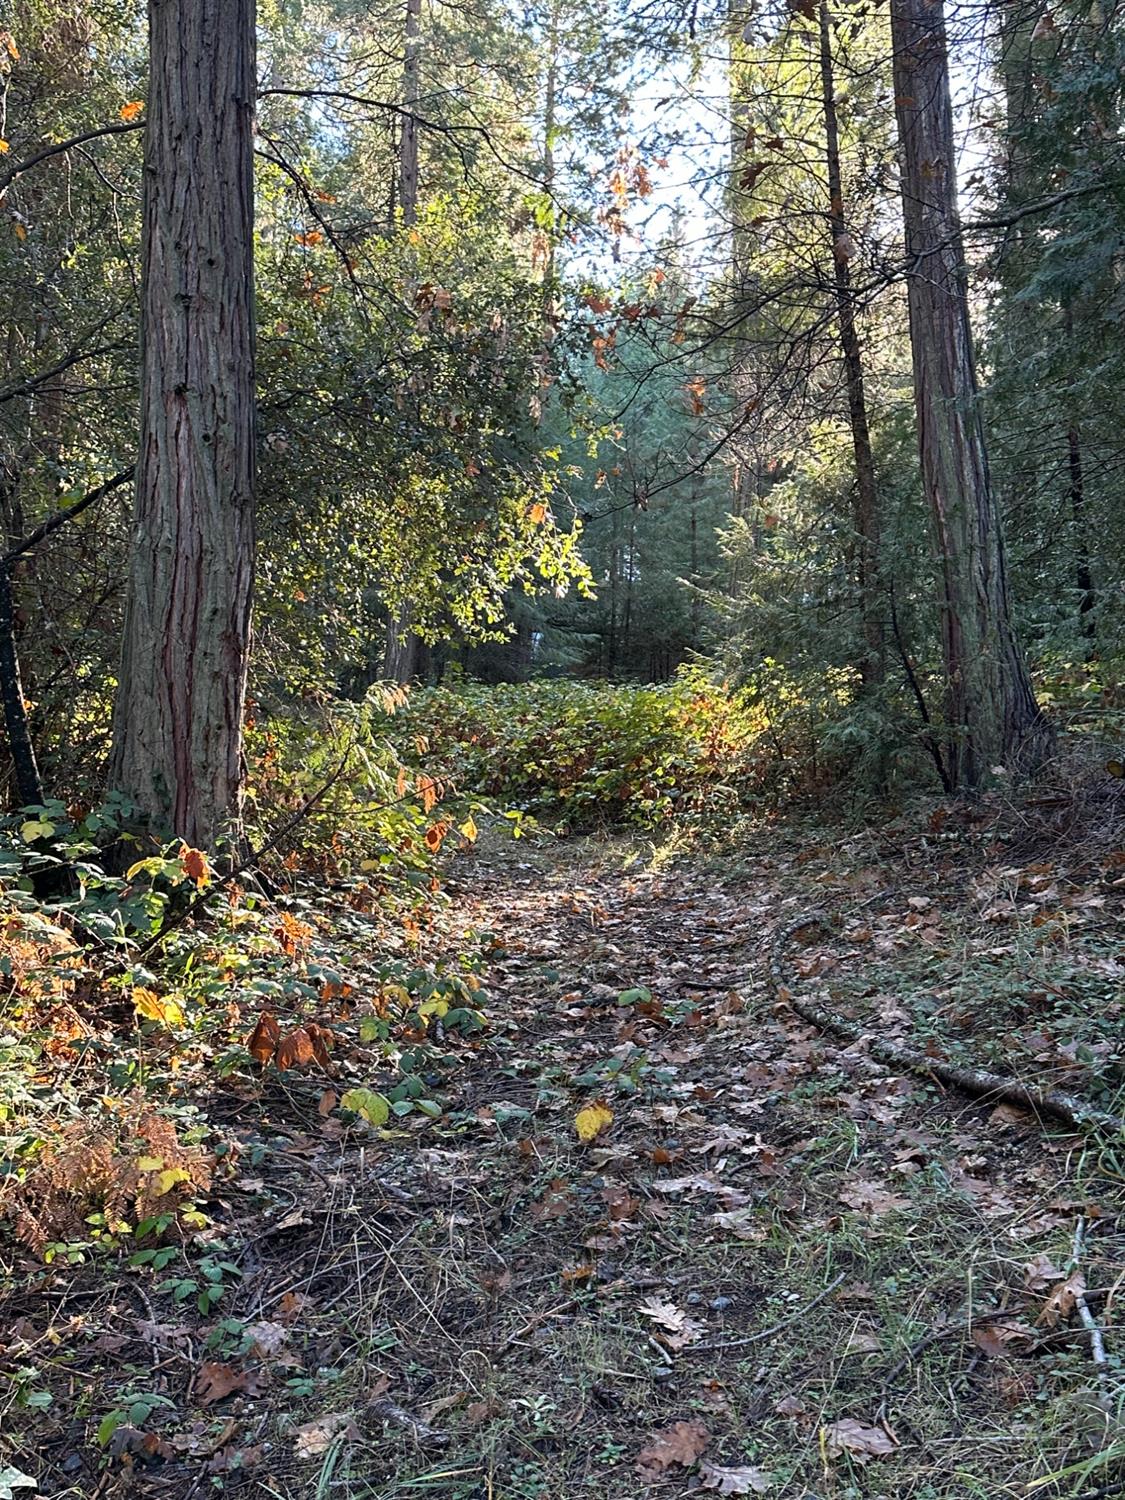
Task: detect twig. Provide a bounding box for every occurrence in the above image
[880,1306,1015,1390]
[0,121,142,198]
[770,914,1125,1136]
[692,1272,846,1352]
[1,469,134,569]
[1071,1216,1109,1382]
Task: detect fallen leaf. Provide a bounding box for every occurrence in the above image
[822,1417,898,1464]
[638,1297,704,1349]
[1037,1270,1085,1328]
[1024,1252,1065,1290]
[293,1412,359,1458]
[245,1321,289,1360]
[637,1418,710,1480]
[773,1393,806,1418]
[699,1461,774,1493]
[195,1362,260,1405]
[837,1178,910,1216]
[575,1100,613,1143]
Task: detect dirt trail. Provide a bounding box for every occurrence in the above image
[12,823,1125,1499]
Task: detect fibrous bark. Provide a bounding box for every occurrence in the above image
[110,0,257,849]
[890,0,1050,788]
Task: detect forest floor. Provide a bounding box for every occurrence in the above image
[5,791,1125,1500]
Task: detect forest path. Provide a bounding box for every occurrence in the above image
[17,814,1125,1499]
[251,817,1117,1499]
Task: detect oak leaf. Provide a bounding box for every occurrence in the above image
[821,1417,898,1464]
[636,1418,710,1480]
[699,1461,774,1493]
[293,1411,359,1458]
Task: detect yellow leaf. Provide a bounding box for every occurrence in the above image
[575,1100,613,1143]
[133,987,185,1028]
[156,1167,190,1195]
[136,1156,164,1172]
[13,222,26,241]
[119,100,144,121]
[0,140,8,154]
[459,815,478,843]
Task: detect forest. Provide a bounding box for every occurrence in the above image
[0,0,1124,1495]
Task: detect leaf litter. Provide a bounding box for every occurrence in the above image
[3,799,1124,1497]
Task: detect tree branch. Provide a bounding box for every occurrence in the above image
[0,121,143,198]
[1,469,134,570]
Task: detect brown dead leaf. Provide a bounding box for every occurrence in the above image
[1024,1251,1065,1291]
[195,1361,261,1405]
[699,1461,774,1493]
[277,1290,310,1323]
[247,1011,279,1065]
[970,1321,1033,1357]
[246,1321,290,1361]
[1037,1270,1085,1328]
[822,1417,898,1464]
[773,1393,806,1419]
[638,1297,704,1350]
[637,1418,710,1480]
[275,1027,317,1071]
[293,1411,360,1458]
[837,1178,910,1216]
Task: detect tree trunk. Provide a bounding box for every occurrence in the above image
[1067,423,1096,644]
[818,0,883,687]
[382,0,423,684]
[400,0,421,228]
[0,566,44,808]
[110,0,257,850]
[890,0,1049,788]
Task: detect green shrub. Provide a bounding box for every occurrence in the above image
[390,668,771,827]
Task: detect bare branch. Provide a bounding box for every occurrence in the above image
[2,469,134,570]
[0,121,143,198]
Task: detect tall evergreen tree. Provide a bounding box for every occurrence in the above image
[110,0,257,847]
[890,0,1049,787]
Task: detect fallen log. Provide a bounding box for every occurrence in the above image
[769,913,1124,1137]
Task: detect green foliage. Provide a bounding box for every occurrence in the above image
[393,669,771,825]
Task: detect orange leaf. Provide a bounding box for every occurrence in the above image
[179,843,211,889]
[275,1027,316,1072]
[425,821,450,852]
[119,100,144,121]
[528,502,548,525]
[247,1011,280,1066]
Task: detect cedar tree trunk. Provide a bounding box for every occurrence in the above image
[110,0,257,848]
[891,0,1049,788]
